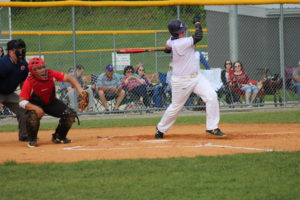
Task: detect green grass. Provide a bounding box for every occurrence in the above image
[0,111,299,199]
[0,151,299,200]
[0,110,299,132]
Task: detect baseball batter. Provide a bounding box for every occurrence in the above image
[155,17,226,139]
[19,57,87,147]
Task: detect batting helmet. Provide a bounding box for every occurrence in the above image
[28,57,48,81]
[168,19,187,38]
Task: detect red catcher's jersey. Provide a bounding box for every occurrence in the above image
[20,69,65,105]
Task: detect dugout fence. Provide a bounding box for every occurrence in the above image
[0,0,299,117]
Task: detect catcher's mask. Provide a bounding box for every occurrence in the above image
[28,57,48,81]
[168,19,187,38]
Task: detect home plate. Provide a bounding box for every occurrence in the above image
[142,140,171,143]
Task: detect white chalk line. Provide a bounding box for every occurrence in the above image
[60,142,278,152]
[59,130,295,152]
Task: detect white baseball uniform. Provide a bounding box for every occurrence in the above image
[157,37,220,132]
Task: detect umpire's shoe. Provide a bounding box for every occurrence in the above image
[154,127,164,139]
[52,133,72,144]
[27,140,38,148]
[206,128,227,137]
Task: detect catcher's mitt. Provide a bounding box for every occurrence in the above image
[78,90,89,111]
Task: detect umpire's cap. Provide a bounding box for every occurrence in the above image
[6,39,26,50]
[168,19,187,37]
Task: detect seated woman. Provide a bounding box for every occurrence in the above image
[134,62,154,93]
[220,59,241,104]
[121,65,152,112]
[230,61,259,106]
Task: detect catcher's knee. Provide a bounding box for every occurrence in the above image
[26,111,40,139]
[27,110,40,128]
[60,107,77,126]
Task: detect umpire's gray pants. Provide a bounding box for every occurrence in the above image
[0,93,28,139]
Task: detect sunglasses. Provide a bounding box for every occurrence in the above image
[126,70,133,73]
[234,64,241,67]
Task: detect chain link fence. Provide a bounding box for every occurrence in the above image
[0,2,299,117]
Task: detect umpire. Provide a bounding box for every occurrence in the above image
[0,39,29,141]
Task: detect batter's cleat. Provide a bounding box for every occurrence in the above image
[154,127,164,139]
[51,134,72,144]
[206,128,227,137]
[27,140,38,148]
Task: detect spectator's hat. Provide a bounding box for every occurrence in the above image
[106,64,114,72]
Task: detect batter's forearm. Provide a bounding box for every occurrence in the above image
[193,23,203,44]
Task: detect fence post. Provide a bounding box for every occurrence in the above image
[229,5,239,62]
[155,31,158,81]
[177,5,180,19]
[279,4,286,106]
[72,6,78,111]
[113,34,116,69]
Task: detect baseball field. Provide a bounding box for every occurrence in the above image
[0,109,300,199]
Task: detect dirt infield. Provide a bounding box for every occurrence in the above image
[0,123,299,164]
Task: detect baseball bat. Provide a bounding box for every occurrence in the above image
[116,48,164,54]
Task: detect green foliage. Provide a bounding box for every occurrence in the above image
[0,151,299,199]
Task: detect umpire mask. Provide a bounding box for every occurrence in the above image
[15,39,26,63]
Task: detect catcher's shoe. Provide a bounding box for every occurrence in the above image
[52,133,72,144]
[206,128,227,137]
[154,127,164,139]
[27,140,38,148]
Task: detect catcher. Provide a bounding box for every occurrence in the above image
[19,57,89,147]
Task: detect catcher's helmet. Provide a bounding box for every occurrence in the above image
[28,57,48,81]
[168,19,187,38]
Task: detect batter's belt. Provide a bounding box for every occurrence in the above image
[190,72,198,78]
[173,72,199,80]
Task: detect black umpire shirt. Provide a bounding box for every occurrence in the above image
[0,54,28,94]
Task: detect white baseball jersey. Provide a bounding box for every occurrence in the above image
[157,36,220,132]
[166,37,198,76]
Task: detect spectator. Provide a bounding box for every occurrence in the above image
[196,50,211,70]
[0,46,5,58]
[121,65,152,112]
[293,62,300,101]
[230,61,259,106]
[134,62,154,88]
[220,59,240,104]
[59,67,74,89]
[135,62,155,102]
[165,62,173,94]
[66,64,95,112]
[0,39,29,141]
[96,64,126,112]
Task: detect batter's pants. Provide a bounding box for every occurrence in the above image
[157,73,220,133]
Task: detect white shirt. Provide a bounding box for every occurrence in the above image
[166,37,198,76]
